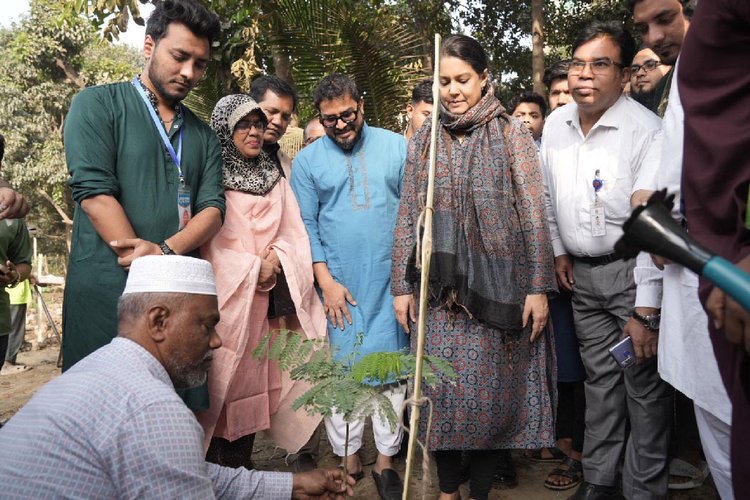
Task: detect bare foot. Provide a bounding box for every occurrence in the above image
[343,453,362,476]
[372,453,393,475]
[438,492,460,500]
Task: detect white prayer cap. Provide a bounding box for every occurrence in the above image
[122,255,217,296]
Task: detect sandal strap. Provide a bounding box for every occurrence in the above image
[551,466,580,480]
[560,455,582,471]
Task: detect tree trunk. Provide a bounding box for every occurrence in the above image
[531,0,545,95]
[268,11,294,86]
[271,46,294,86]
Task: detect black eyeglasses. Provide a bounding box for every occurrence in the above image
[630,60,662,75]
[319,104,360,129]
[235,119,267,132]
[569,57,624,76]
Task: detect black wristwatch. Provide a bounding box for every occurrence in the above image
[632,310,661,331]
[158,240,176,255]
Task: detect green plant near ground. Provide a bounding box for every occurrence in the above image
[253,329,455,431]
[253,329,455,477]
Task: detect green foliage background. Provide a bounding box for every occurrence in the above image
[3,0,639,269]
[0,0,140,269]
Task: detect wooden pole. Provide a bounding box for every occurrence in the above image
[403,33,441,500]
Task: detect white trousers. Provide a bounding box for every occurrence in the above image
[694,404,733,500]
[324,384,405,457]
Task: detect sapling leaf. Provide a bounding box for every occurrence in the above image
[278,332,302,370]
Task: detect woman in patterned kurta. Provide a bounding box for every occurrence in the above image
[391,35,557,500]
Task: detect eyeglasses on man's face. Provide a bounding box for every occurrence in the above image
[319,104,360,129]
[569,57,624,76]
[235,119,267,132]
[629,59,662,75]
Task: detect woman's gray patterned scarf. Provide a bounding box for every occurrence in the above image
[407,85,531,332]
[210,94,280,196]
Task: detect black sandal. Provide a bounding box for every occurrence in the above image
[543,456,583,491]
[372,468,404,500]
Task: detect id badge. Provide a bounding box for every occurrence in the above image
[177,183,192,230]
[590,202,606,237]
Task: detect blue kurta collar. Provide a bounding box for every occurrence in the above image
[348,121,369,154]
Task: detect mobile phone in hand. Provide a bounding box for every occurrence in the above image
[609,336,636,368]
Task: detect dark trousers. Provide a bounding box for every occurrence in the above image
[205,434,255,470]
[5,304,27,364]
[434,449,499,500]
[0,335,8,367]
[557,380,586,453]
[671,390,702,459]
[288,425,322,464]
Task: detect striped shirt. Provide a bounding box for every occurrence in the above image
[0,337,292,499]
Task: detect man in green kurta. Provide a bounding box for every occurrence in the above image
[62,0,225,393]
[0,132,33,366]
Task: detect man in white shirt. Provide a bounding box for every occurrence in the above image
[630,0,733,496]
[541,21,672,500]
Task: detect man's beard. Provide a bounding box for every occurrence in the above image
[146,55,192,104]
[167,351,213,389]
[330,122,362,151]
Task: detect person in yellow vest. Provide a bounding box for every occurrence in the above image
[1,275,34,375]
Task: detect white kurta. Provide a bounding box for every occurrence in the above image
[635,61,731,425]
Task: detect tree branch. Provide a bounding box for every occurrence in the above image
[55,58,85,89]
[36,188,73,226]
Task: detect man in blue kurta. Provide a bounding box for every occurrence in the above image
[290,74,407,500]
[61,0,225,402]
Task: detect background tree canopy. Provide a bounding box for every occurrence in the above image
[0,0,140,267]
[4,0,635,268]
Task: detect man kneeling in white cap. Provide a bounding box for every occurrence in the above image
[0,256,353,499]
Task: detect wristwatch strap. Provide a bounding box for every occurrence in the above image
[158,241,176,255]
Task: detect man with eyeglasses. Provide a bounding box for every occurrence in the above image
[541,21,671,500]
[628,48,670,110]
[290,73,408,500]
[629,0,733,496]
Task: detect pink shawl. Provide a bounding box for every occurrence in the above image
[197,179,326,453]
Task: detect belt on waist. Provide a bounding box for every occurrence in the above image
[573,252,621,266]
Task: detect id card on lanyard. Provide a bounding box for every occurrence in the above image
[132,77,192,230]
[591,169,606,237]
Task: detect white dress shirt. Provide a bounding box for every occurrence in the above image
[541,94,662,258]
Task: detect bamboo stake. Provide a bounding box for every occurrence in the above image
[403,33,441,500]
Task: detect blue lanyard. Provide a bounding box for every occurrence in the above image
[132,77,185,180]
